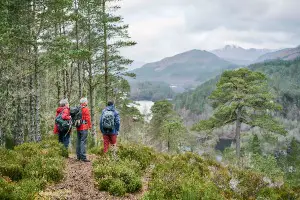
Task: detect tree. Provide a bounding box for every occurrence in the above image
[99,0,136,104]
[251,134,261,155]
[193,68,286,163]
[150,100,186,152]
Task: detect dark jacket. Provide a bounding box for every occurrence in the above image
[100,105,120,135]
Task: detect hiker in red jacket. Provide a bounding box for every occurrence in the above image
[54,99,71,148]
[76,97,92,162]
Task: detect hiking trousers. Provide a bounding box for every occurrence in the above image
[103,134,117,153]
[77,130,88,160]
[58,131,70,148]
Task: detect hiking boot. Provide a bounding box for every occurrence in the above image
[82,159,90,162]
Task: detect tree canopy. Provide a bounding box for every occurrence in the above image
[193,68,286,160]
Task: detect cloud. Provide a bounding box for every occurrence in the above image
[117,0,300,63]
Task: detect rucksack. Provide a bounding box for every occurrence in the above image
[102,110,115,130]
[70,106,82,127]
[55,109,71,133]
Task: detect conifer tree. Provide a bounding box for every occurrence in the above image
[251,134,262,155]
[193,68,286,162]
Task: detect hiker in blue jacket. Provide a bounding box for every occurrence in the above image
[100,101,120,153]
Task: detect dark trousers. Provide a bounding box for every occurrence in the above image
[76,130,88,160]
[58,131,70,148]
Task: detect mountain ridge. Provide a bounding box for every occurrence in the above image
[256,45,300,62]
[212,45,272,65]
[130,49,238,87]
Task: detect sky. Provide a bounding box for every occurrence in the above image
[117,0,300,63]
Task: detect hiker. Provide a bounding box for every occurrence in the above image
[100,101,120,154]
[54,99,72,148]
[76,97,92,162]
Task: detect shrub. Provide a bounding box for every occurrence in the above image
[23,156,64,182]
[0,163,23,181]
[108,178,126,196]
[0,177,14,200]
[98,177,114,191]
[118,144,155,170]
[0,149,23,181]
[94,159,142,194]
[126,176,142,193]
[11,178,46,200]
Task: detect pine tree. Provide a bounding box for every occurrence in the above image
[99,0,136,104]
[150,100,186,152]
[193,68,286,163]
[251,134,261,155]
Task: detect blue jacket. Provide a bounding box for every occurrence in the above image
[100,105,120,135]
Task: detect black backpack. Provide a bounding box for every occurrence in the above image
[55,109,72,133]
[70,106,83,127]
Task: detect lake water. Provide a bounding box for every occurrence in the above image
[130,100,154,122]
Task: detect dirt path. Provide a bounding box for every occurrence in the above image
[36,155,148,200]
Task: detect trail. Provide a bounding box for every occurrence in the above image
[37,155,149,200]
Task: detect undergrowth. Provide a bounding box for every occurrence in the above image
[0,136,66,200]
[92,143,299,199]
[92,143,155,196]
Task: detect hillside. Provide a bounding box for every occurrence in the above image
[174,59,300,121]
[256,45,300,63]
[130,49,237,88]
[1,139,299,200]
[212,45,272,65]
[130,81,175,101]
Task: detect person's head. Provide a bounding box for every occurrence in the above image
[80,97,88,105]
[107,100,114,106]
[60,99,69,108]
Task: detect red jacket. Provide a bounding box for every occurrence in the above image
[53,106,71,134]
[77,103,92,131]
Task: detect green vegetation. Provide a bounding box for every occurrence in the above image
[93,144,155,196]
[150,100,187,152]
[174,77,218,114]
[0,137,66,200]
[90,143,300,199]
[193,68,286,161]
[130,81,175,101]
[175,59,300,120]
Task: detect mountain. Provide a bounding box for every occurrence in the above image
[130,49,237,88]
[127,61,146,71]
[212,45,272,65]
[175,59,300,121]
[256,45,300,63]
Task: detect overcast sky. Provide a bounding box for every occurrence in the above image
[117,0,300,63]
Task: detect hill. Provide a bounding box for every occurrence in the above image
[212,45,272,65]
[256,45,300,63]
[174,59,300,121]
[130,81,176,101]
[1,140,299,199]
[130,49,237,88]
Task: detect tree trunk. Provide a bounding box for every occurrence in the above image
[29,73,35,142]
[75,0,82,99]
[0,127,4,147]
[102,0,108,104]
[235,107,242,164]
[34,44,41,142]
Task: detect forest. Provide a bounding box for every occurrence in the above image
[0,0,300,200]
